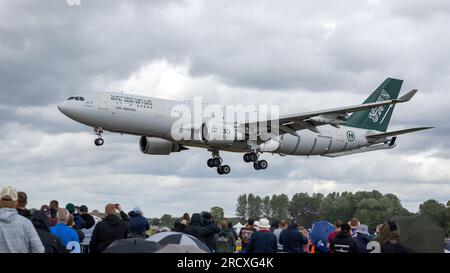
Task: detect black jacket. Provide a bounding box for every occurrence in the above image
[31,211,67,253]
[381,241,411,253]
[17,208,32,219]
[80,213,95,229]
[202,218,220,251]
[330,232,356,253]
[183,213,208,243]
[279,226,309,253]
[89,214,128,253]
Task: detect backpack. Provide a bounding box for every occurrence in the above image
[215,231,231,253]
[240,228,254,244]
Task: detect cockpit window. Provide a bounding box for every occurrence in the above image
[79,97,85,101]
[68,97,74,100]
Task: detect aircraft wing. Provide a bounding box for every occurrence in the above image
[244,89,418,137]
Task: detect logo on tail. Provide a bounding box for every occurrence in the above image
[368,90,390,123]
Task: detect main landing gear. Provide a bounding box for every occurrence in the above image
[243,152,268,170]
[207,150,231,175]
[94,127,104,146]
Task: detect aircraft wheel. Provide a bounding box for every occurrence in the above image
[217,166,224,175]
[258,160,268,170]
[94,138,104,146]
[207,158,215,168]
[221,165,231,174]
[249,152,258,162]
[213,158,221,167]
[243,153,251,163]
[253,161,261,170]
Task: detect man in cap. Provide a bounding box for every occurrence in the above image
[330,223,356,253]
[246,218,277,253]
[127,206,150,239]
[66,203,86,230]
[0,185,45,253]
[354,224,371,253]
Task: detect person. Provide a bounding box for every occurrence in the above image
[202,212,220,251]
[40,205,51,219]
[89,203,128,253]
[279,222,309,253]
[173,218,188,233]
[49,200,59,226]
[353,224,371,253]
[349,218,360,238]
[66,203,85,230]
[31,211,67,253]
[327,220,342,253]
[239,219,256,252]
[246,218,277,253]
[127,207,150,239]
[68,214,85,243]
[330,223,356,253]
[182,212,190,224]
[227,222,239,241]
[377,220,410,253]
[16,191,31,219]
[79,205,96,245]
[273,220,287,251]
[183,213,208,243]
[0,185,45,253]
[50,208,79,247]
[214,220,235,253]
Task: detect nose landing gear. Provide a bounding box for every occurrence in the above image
[94,127,104,146]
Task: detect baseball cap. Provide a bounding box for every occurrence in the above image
[1,186,18,201]
[66,203,76,213]
[133,206,142,213]
[79,205,88,213]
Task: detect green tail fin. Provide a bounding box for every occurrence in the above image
[346,78,403,132]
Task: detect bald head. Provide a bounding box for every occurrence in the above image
[105,204,116,215]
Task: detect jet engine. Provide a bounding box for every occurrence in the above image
[139,136,187,155]
[201,121,244,146]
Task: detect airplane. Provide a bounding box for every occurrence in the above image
[58,78,432,175]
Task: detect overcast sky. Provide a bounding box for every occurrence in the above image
[1,0,449,219]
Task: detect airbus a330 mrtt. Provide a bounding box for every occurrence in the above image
[58,78,432,175]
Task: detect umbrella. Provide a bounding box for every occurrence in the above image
[392,214,445,253]
[103,238,162,253]
[147,231,211,253]
[156,244,207,253]
[310,220,336,253]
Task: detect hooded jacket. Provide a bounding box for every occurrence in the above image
[202,217,220,251]
[127,211,150,238]
[246,229,278,253]
[89,214,128,253]
[31,211,67,253]
[183,213,208,243]
[0,208,45,253]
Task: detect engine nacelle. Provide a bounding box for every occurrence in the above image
[201,121,243,146]
[139,136,185,155]
[258,139,281,152]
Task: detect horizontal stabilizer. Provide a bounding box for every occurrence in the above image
[366,126,433,141]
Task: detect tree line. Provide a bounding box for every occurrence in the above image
[235,191,450,233]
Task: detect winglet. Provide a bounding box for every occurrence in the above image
[397,89,418,102]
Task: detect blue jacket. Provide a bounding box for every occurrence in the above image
[246,230,277,253]
[279,226,308,253]
[51,223,79,247]
[354,233,370,253]
[73,214,86,230]
[128,212,149,238]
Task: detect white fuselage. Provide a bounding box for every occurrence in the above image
[57,92,386,156]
